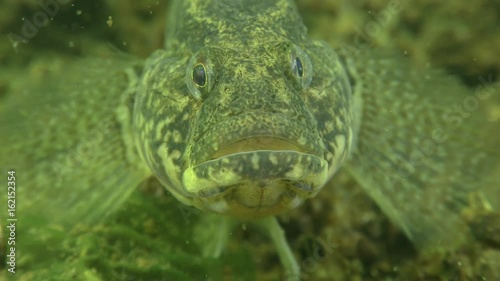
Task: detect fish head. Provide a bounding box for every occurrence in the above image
[134,39,354,218]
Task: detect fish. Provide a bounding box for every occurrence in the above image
[0,0,498,279]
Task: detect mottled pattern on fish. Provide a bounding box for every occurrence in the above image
[134,0,353,218]
[0,0,498,265]
[1,57,150,225]
[341,49,499,248]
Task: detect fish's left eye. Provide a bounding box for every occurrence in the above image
[192,64,207,87]
[293,57,304,78]
[288,45,313,90]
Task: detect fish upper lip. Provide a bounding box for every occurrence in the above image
[210,137,311,160]
[190,113,325,165]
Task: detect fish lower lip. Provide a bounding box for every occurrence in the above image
[182,150,328,217]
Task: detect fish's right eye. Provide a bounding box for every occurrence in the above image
[186,48,224,100]
[186,52,215,100]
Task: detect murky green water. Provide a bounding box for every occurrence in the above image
[0,1,499,280]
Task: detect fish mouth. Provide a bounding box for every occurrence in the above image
[189,112,325,165]
[182,114,329,218]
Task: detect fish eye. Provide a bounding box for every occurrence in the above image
[192,64,207,87]
[288,45,313,89]
[185,51,217,100]
[293,57,304,78]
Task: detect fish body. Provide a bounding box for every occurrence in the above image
[134,0,354,218]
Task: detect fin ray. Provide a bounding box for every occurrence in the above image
[341,49,500,250]
[0,56,151,226]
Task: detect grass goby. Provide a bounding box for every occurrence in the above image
[134,0,353,218]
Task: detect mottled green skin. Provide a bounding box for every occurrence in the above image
[133,0,354,217]
[132,0,499,250]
